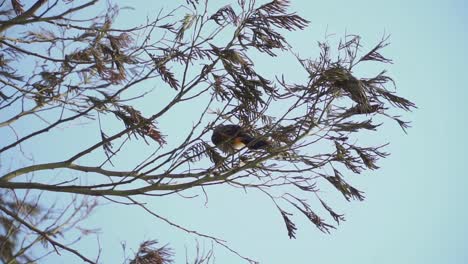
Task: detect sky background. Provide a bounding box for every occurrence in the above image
[97,1,468,263]
[3,0,468,263]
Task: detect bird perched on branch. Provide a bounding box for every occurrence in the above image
[211,124,269,154]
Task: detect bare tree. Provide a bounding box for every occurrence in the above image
[0,0,415,263]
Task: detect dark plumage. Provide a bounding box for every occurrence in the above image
[211,124,268,153]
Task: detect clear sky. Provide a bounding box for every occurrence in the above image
[93,1,467,263]
[6,0,468,263]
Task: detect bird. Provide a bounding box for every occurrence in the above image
[211,124,269,154]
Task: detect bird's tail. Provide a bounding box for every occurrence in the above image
[240,136,269,150]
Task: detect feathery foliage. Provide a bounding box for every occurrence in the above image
[0,0,414,263]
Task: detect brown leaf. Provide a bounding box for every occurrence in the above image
[11,0,24,15]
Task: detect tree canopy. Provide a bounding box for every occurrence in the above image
[0,0,415,263]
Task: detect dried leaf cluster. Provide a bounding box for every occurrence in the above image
[0,0,414,263]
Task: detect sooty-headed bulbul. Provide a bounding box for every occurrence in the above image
[211,124,268,153]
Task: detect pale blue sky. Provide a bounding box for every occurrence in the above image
[4,0,468,263]
[93,1,467,263]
